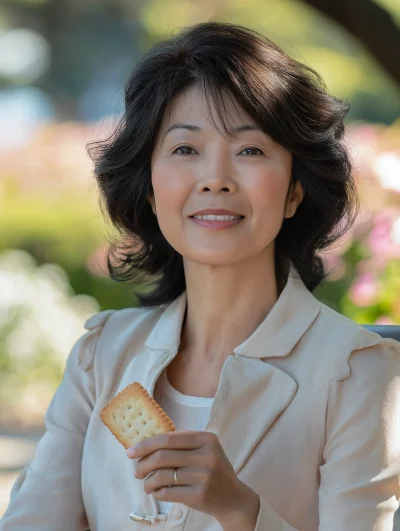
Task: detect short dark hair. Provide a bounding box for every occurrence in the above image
[87,21,359,307]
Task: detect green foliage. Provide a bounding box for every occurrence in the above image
[0,178,138,310]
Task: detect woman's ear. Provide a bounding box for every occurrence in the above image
[284,179,304,219]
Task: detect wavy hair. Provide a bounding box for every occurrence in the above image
[87,21,359,307]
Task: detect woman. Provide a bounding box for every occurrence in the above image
[1,21,399,531]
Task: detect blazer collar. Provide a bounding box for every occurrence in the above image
[144,265,321,359]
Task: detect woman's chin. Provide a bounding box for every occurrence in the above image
[183,249,246,266]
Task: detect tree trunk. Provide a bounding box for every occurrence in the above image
[302,0,400,86]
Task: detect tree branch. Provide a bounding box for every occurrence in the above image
[302,0,400,86]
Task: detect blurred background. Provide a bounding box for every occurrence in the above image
[0,0,399,522]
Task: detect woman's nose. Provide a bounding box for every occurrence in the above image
[195,156,239,194]
[196,179,237,193]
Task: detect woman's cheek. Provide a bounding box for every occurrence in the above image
[153,163,191,202]
[152,197,187,252]
[250,180,289,240]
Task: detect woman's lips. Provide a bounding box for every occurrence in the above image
[189,217,244,230]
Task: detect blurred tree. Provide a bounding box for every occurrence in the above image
[302,0,400,86]
[0,0,145,119]
[0,0,398,122]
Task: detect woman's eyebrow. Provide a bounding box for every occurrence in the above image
[162,123,262,140]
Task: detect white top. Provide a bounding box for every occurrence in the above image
[153,368,214,515]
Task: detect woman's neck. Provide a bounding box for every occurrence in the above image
[180,255,287,365]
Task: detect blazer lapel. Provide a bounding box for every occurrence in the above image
[204,353,298,475]
[127,348,297,518]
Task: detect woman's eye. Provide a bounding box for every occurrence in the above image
[240,147,264,156]
[171,145,263,156]
[172,145,196,155]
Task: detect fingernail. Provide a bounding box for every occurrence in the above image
[126,447,137,458]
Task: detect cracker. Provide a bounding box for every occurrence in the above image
[100,381,176,449]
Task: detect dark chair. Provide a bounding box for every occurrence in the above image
[362,324,400,528]
[361,324,400,342]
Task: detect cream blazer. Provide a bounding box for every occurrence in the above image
[1,267,400,531]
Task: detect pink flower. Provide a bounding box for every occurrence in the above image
[365,208,400,262]
[373,316,395,325]
[349,273,379,307]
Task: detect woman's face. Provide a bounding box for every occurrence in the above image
[150,85,303,266]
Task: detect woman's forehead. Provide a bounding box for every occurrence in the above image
[159,86,257,137]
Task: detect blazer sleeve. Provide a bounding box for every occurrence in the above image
[254,496,297,531]
[318,338,400,530]
[0,310,114,531]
